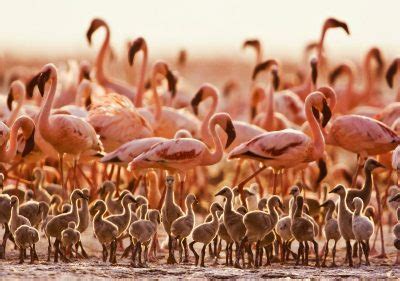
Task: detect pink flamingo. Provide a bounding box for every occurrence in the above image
[86,18,135,101]
[138,61,200,138]
[0,116,35,163]
[127,37,148,107]
[228,91,331,195]
[27,64,103,190]
[128,112,236,207]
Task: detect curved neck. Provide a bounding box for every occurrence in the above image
[0,118,30,161]
[362,168,373,196]
[134,47,148,107]
[200,93,218,144]
[95,25,110,84]
[75,81,91,107]
[94,206,106,222]
[165,184,175,204]
[151,74,162,121]
[363,58,374,101]
[71,197,80,218]
[354,203,362,216]
[325,205,334,222]
[293,199,303,218]
[7,89,25,126]
[211,209,219,225]
[267,201,279,224]
[38,72,57,142]
[224,193,233,213]
[202,119,223,165]
[305,100,324,159]
[262,84,275,130]
[185,201,194,216]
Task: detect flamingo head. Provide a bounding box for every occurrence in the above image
[214,186,233,198]
[319,199,335,209]
[242,39,261,54]
[190,83,218,115]
[309,92,331,128]
[26,64,54,98]
[322,18,350,36]
[128,37,146,66]
[7,80,24,111]
[250,85,265,119]
[367,47,384,77]
[310,57,318,85]
[153,61,177,98]
[364,158,385,172]
[211,113,236,149]
[386,58,400,88]
[252,59,280,90]
[86,18,107,45]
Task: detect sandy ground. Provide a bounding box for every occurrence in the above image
[0,223,399,280]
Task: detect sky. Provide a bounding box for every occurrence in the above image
[0,0,399,58]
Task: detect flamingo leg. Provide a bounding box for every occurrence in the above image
[59,153,65,190]
[373,177,387,258]
[179,180,185,210]
[115,166,122,196]
[237,165,267,208]
[351,154,362,188]
[250,161,264,197]
[232,160,243,187]
[272,171,278,195]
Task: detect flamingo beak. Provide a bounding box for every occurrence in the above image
[38,69,51,97]
[190,89,203,116]
[22,128,35,157]
[214,189,225,197]
[7,89,13,111]
[166,70,177,99]
[224,119,236,149]
[319,200,329,208]
[386,59,398,89]
[26,72,42,98]
[321,100,332,128]
[272,69,280,90]
[128,38,144,66]
[86,19,103,45]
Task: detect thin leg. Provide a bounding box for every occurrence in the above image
[234,241,242,268]
[79,240,88,258]
[200,244,207,267]
[373,177,387,258]
[228,242,233,266]
[358,242,362,266]
[351,154,361,188]
[167,235,177,264]
[225,242,229,266]
[0,224,11,259]
[313,239,319,267]
[322,240,329,267]
[296,242,304,266]
[178,238,183,263]
[179,180,185,210]
[102,244,108,262]
[189,241,199,266]
[332,240,337,267]
[19,248,24,264]
[137,242,143,267]
[304,241,309,266]
[143,244,148,267]
[272,172,278,195]
[183,238,189,263]
[346,240,353,267]
[30,246,34,264]
[122,242,132,259]
[232,160,243,187]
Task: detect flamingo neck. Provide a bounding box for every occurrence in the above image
[363,58,374,102]
[95,25,110,84]
[134,47,148,107]
[151,75,162,121]
[293,199,303,218]
[262,84,275,131]
[353,203,362,216]
[396,86,400,102]
[38,74,57,142]
[224,193,233,213]
[1,118,27,161]
[267,201,279,224]
[202,118,223,165]
[94,206,106,222]
[200,93,218,145]
[305,100,324,160]
[165,184,175,205]
[211,208,219,226]
[325,205,334,222]
[7,89,24,126]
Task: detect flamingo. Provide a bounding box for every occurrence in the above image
[26,64,103,190]
[228,91,331,195]
[128,112,236,207]
[137,60,200,138]
[86,18,135,101]
[0,116,35,163]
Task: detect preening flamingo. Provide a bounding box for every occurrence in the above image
[128,112,236,207]
[86,18,135,101]
[228,91,331,195]
[27,64,103,189]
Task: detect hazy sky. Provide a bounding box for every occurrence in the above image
[0,0,399,57]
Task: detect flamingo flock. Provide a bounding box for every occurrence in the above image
[1,17,400,272]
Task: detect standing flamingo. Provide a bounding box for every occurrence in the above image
[128,113,236,207]
[228,91,331,195]
[27,64,103,190]
[86,18,135,101]
[127,37,148,107]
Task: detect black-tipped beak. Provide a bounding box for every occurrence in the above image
[326,18,350,35]
[389,193,400,203]
[386,59,399,88]
[81,193,90,201]
[82,69,91,81]
[26,73,41,98]
[329,65,344,85]
[321,99,332,128]
[312,106,320,122]
[7,89,13,111]
[38,69,51,97]
[224,119,236,149]
[166,70,177,98]
[128,38,144,66]
[319,201,329,208]
[190,89,203,116]
[252,59,277,80]
[21,128,35,157]
[272,70,280,91]
[311,58,318,85]
[329,186,340,194]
